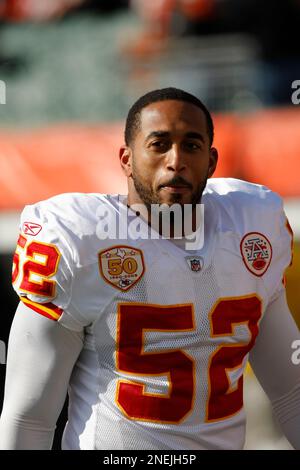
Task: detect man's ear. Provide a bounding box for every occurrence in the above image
[119,145,133,177]
[208,147,218,178]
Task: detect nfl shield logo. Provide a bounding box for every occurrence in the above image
[185,256,203,272]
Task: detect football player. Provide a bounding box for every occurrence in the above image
[0,88,299,450]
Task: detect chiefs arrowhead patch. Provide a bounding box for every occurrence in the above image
[98,245,145,291]
[22,221,42,236]
[240,232,272,277]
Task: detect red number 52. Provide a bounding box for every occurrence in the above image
[116,296,262,424]
[12,234,60,297]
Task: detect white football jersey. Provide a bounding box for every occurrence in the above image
[12,178,293,450]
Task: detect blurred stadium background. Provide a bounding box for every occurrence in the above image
[0,0,299,450]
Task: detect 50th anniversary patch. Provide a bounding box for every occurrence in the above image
[98,245,145,291]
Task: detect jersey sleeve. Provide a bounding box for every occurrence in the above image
[12,201,85,332]
[206,179,294,305]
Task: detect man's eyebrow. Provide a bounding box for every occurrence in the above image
[145,130,205,143]
[185,131,205,143]
[145,131,170,141]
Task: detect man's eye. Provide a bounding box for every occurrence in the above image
[151,141,168,149]
[185,142,201,150]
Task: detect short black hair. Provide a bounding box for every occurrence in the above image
[125,87,214,146]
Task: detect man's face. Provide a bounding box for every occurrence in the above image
[121,100,218,209]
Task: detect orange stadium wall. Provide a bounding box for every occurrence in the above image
[0,107,300,209]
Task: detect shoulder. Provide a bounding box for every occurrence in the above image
[204,178,292,300]
[20,193,123,266]
[203,178,286,240]
[21,192,119,238]
[204,177,282,209]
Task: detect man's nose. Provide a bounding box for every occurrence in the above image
[166,145,187,172]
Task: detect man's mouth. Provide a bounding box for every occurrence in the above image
[160,185,191,194]
[159,178,192,194]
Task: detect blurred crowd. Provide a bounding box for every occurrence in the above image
[0,0,299,108]
[127,0,300,107]
[0,0,129,21]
